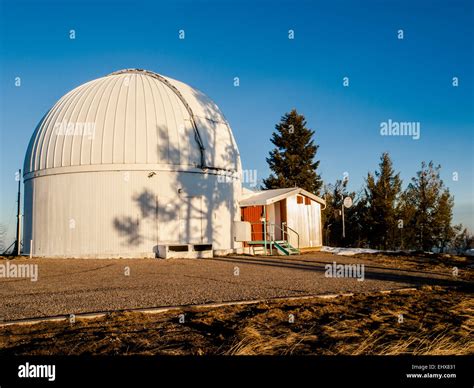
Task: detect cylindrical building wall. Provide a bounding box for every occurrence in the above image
[23,169,241,257]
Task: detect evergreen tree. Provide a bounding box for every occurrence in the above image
[322,180,347,247]
[263,109,323,194]
[398,190,417,250]
[349,191,370,247]
[451,225,473,253]
[433,188,455,252]
[402,161,453,251]
[364,153,402,250]
[322,180,364,247]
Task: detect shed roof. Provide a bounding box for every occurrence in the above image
[239,187,326,207]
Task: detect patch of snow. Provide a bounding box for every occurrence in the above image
[321,246,380,256]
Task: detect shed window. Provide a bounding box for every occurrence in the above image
[296,195,303,204]
[305,197,311,205]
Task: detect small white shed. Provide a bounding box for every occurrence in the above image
[239,188,326,255]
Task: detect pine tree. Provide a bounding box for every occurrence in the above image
[364,153,402,250]
[451,225,473,253]
[398,190,417,250]
[402,161,453,251]
[263,109,323,194]
[433,188,454,252]
[349,191,370,248]
[322,180,363,247]
[322,180,347,247]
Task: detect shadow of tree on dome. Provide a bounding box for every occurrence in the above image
[113,188,181,247]
[112,123,194,248]
[112,87,242,254]
[113,216,142,246]
[172,87,241,251]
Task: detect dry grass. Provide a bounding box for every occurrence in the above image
[222,286,473,356]
[345,251,474,282]
[0,285,472,356]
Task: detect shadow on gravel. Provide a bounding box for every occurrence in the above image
[209,256,473,291]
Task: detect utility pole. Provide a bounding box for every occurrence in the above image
[15,169,21,256]
[341,194,345,239]
[342,195,353,242]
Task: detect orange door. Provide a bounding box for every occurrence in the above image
[241,206,264,241]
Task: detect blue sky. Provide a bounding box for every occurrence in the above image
[0,0,473,247]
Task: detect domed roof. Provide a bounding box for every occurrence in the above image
[24,69,241,178]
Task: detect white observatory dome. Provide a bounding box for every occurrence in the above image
[23,69,242,258]
[24,69,240,177]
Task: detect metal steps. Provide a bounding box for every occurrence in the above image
[250,240,300,256]
[273,240,300,255]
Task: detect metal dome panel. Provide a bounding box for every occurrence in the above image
[23,69,241,178]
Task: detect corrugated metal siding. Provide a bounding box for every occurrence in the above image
[286,194,322,248]
[23,171,239,257]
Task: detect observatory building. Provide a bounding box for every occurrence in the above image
[23,69,324,258]
[23,69,242,258]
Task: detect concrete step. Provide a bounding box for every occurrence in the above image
[252,246,266,255]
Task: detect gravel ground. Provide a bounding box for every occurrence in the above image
[0,252,461,321]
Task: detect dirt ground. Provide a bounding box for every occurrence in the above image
[0,252,472,355]
[0,251,471,321]
[0,285,472,355]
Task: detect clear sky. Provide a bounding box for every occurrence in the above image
[0,0,473,248]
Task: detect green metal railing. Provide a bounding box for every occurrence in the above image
[248,222,300,255]
[282,222,300,250]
